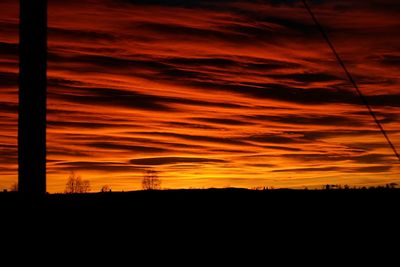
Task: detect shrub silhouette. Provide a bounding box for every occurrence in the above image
[100,185,111,192]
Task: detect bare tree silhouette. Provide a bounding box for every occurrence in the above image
[142,170,161,190]
[65,172,91,194]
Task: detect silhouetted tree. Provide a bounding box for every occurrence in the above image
[65,172,91,194]
[100,185,111,192]
[10,182,18,192]
[142,170,161,190]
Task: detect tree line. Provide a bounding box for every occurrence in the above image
[64,170,161,193]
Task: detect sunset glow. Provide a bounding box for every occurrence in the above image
[1,0,399,192]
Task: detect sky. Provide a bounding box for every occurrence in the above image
[0,0,399,192]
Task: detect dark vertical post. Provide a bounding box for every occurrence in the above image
[19,0,47,194]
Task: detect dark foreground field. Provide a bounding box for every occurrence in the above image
[1,189,399,253]
[1,188,399,217]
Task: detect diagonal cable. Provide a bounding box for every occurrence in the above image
[302,0,400,162]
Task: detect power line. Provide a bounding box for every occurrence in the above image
[301,0,400,162]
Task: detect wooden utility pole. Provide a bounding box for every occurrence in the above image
[19,0,47,194]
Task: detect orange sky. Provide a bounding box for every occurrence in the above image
[1,0,399,193]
